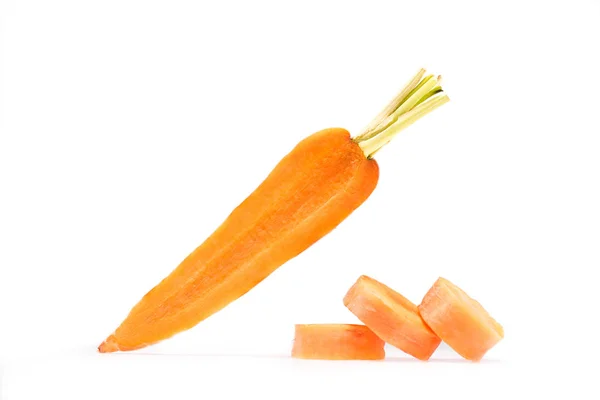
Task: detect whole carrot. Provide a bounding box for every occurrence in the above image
[99,69,449,352]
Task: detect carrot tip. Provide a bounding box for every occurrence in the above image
[98,335,119,353]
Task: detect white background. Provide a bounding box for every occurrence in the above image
[1,0,599,398]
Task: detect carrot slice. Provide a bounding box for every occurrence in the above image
[291,324,385,360]
[418,277,504,361]
[343,275,441,360]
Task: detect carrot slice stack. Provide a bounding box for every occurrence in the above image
[343,275,441,360]
[291,324,385,360]
[418,277,504,361]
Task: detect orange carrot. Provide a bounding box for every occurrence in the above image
[98,69,449,353]
[418,277,504,361]
[291,324,385,360]
[343,275,441,360]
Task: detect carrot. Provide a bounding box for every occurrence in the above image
[98,69,449,353]
[291,324,385,360]
[343,275,441,360]
[418,277,504,361]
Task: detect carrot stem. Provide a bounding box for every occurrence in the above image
[355,68,426,140]
[353,68,449,158]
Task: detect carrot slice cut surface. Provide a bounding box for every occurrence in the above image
[291,324,385,360]
[343,275,441,360]
[418,277,504,361]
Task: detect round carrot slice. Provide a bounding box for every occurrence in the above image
[418,277,504,361]
[343,275,441,360]
[291,324,385,360]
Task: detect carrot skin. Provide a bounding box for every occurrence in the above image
[99,128,379,352]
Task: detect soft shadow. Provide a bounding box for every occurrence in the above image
[384,356,502,364]
[104,351,290,360]
[99,351,501,364]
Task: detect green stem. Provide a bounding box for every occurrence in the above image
[353,69,449,158]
